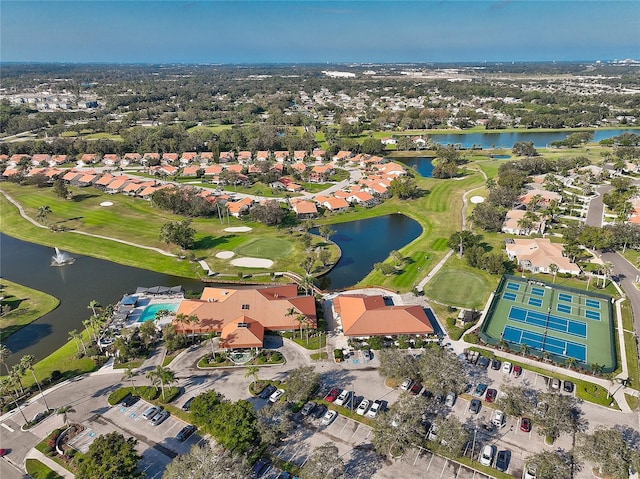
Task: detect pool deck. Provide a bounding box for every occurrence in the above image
[124,296,184,328]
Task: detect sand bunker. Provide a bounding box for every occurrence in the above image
[215,251,235,259]
[224,226,253,233]
[470,196,485,204]
[100,201,114,207]
[230,257,273,268]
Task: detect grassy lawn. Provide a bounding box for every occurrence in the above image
[25,458,64,479]
[234,237,292,259]
[424,259,498,309]
[0,280,60,341]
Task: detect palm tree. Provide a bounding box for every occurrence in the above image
[295,314,307,340]
[497,338,507,351]
[549,263,559,283]
[520,343,530,357]
[206,331,217,357]
[21,355,49,410]
[601,262,614,288]
[245,365,259,388]
[149,366,175,400]
[57,405,75,426]
[122,368,137,391]
[68,329,86,355]
[36,205,52,224]
[1,377,28,424]
[87,300,101,317]
[591,363,603,376]
[0,344,12,375]
[565,357,577,370]
[175,313,190,338]
[83,319,97,343]
[10,364,25,395]
[188,314,200,344]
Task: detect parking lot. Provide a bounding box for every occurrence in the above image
[66,399,202,479]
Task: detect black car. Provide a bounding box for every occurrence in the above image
[563,380,575,393]
[121,394,140,407]
[470,399,482,414]
[259,384,277,400]
[491,359,502,370]
[495,450,510,472]
[176,424,196,442]
[252,458,270,478]
[478,356,490,369]
[312,404,327,419]
[181,397,195,411]
[362,349,372,361]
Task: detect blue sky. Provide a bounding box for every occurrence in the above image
[1,1,639,63]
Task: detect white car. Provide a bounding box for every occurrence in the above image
[502,361,512,374]
[356,399,370,416]
[334,390,352,407]
[321,409,337,425]
[400,378,413,390]
[445,392,456,407]
[366,400,381,418]
[479,444,495,466]
[268,388,285,403]
[492,409,506,428]
[524,464,537,479]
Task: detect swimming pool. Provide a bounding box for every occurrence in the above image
[137,303,178,322]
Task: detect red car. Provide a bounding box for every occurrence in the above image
[485,388,497,403]
[326,388,340,403]
[513,366,522,378]
[520,417,532,432]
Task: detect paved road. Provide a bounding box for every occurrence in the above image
[585,184,612,227]
[603,251,640,338]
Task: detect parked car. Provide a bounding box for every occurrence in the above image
[524,464,537,479]
[513,365,523,377]
[520,417,532,433]
[492,409,506,428]
[478,356,490,369]
[445,392,456,407]
[300,401,317,416]
[495,450,510,472]
[120,394,139,407]
[181,397,195,411]
[252,458,271,478]
[470,399,482,414]
[563,380,575,393]
[427,423,439,441]
[473,383,488,397]
[502,361,512,374]
[31,411,47,424]
[142,406,159,420]
[362,349,372,361]
[176,424,196,442]
[151,409,170,426]
[479,445,495,466]
[366,400,381,418]
[269,388,285,403]
[321,410,337,425]
[325,388,340,403]
[312,404,327,420]
[356,399,370,416]
[258,384,277,400]
[491,359,502,370]
[334,390,352,407]
[485,388,497,403]
[410,382,423,395]
[551,378,561,390]
[400,378,413,390]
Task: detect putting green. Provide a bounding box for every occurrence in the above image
[234,237,292,260]
[425,268,491,308]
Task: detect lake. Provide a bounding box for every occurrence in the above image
[314,214,422,291]
[428,128,636,149]
[0,233,204,367]
[397,157,434,177]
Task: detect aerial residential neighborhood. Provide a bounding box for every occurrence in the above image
[1,2,640,479]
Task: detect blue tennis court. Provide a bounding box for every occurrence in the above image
[506,282,521,291]
[558,293,573,303]
[508,306,587,338]
[531,287,545,297]
[585,310,601,320]
[585,299,600,309]
[557,303,572,314]
[528,297,543,307]
[502,325,587,361]
[503,292,517,301]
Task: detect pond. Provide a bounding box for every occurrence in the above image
[314,214,422,291]
[396,157,434,177]
[428,128,637,149]
[0,233,204,367]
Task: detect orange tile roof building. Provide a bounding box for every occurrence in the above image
[174,285,316,348]
[333,294,434,338]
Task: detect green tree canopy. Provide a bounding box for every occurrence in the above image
[159,219,196,250]
[76,432,142,479]
[163,443,251,479]
[285,366,320,403]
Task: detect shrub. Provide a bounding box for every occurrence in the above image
[50,370,62,381]
[334,349,343,360]
[108,388,131,406]
[463,332,480,344]
[367,336,383,350]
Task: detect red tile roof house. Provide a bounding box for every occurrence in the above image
[322,197,350,213]
[105,176,134,194]
[49,155,68,166]
[274,151,289,163]
[291,162,307,173]
[200,152,215,163]
[504,238,581,275]
[79,153,99,165]
[162,153,179,164]
[312,149,327,161]
[333,294,434,338]
[142,153,161,166]
[102,154,120,167]
[123,153,142,164]
[256,151,270,162]
[227,197,254,217]
[502,209,546,236]
[237,151,253,164]
[30,154,51,166]
[0,154,9,164]
[218,151,235,163]
[293,151,307,162]
[95,173,116,188]
[151,165,178,176]
[309,163,335,182]
[173,285,316,349]
[181,165,201,177]
[291,199,318,219]
[333,150,353,162]
[180,152,199,165]
[10,154,30,165]
[347,191,378,207]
